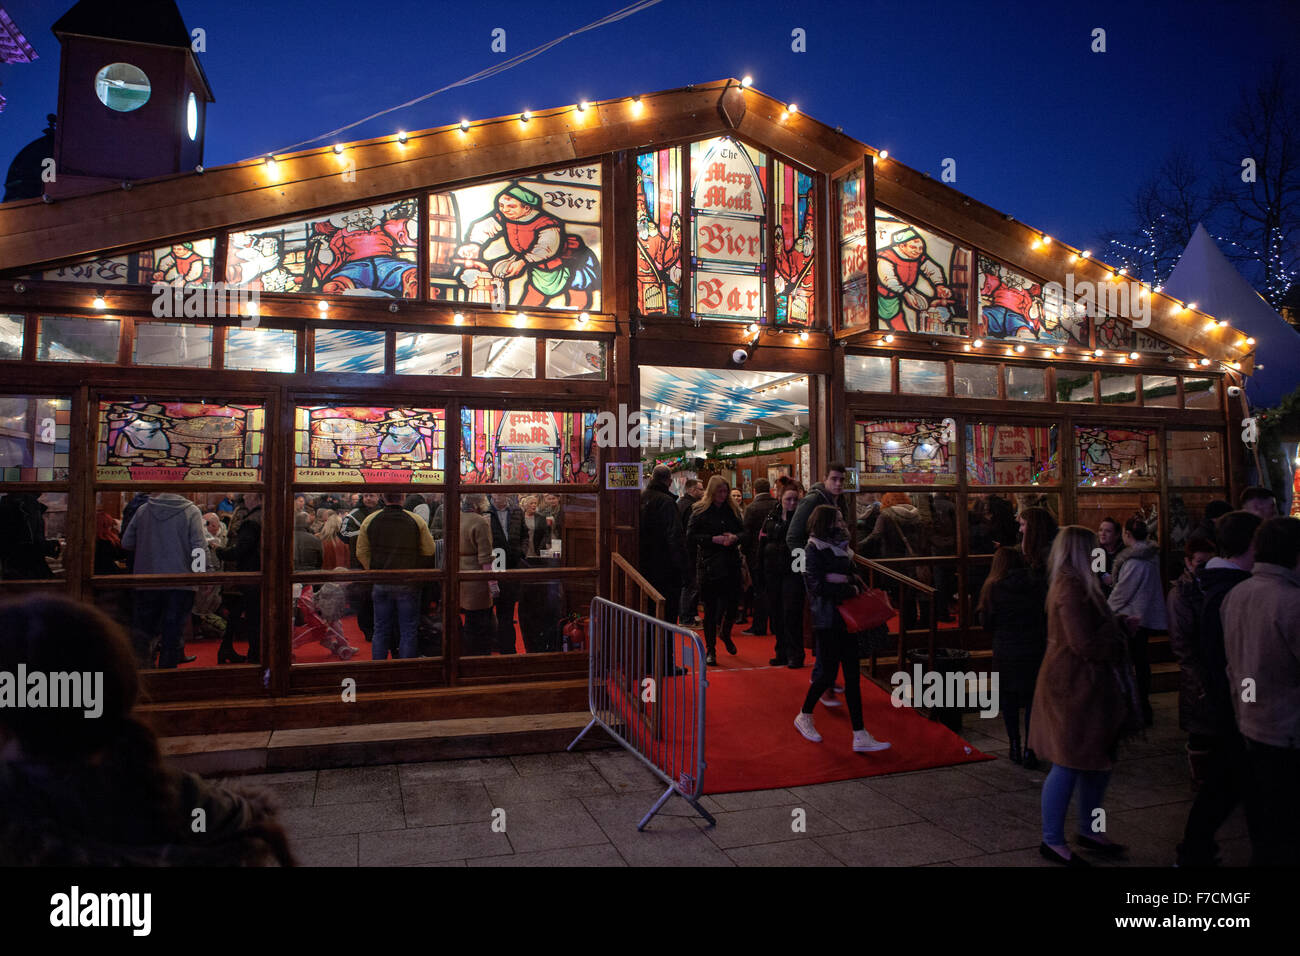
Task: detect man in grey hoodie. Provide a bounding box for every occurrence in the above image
[121,492,206,668]
[1108,514,1169,726]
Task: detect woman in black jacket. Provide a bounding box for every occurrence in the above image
[761,482,804,667]
[686,476,744,665]
[976,545,1047,766]
[794,505,891,752]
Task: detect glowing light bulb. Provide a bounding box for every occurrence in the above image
[1081,249,1092,258]
[460,119,470,132]
[798,330,809,342]
[263,155,277,169]
[1188,302,1197,311]
[578,312,590,326]
[1054,345,1065,355]
[972,338,983,348]
[1246,337,1256,346]
[513,313,527,328]
[397,131,408,144]
[787,103,798,114]
[741,75,753,88]
[1015,344,1026,353]
[1199,357,1211,366]
[520,110,531,123]
[245,301,259,317]
[332,144,344,154]
[1129,351,1138,360]
[631,97,643,114]
[1042,236,1052,246]
[577,100,589,112]
[883,333,894,344]
[453,312,465,325]
[92,296,106,310]
[317,300,329,313]
[878,149,889,161]
[1217,319,1229,327]
[1094,348,1104,357]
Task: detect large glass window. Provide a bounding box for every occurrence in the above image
[294,406,445,484]
[430,165,601,311]
[856,418,957,485]
[846,354,891,393]
[1142,374,1179,407]
[898,359,947,396]
[635,148,682,315]
[546,339,606,380]
[1167,430,1224,487]
[873,208,970,337]
[133,322,212,368]
[966,423,1059,485]
[395,332,461,376]
[1057,370,1094,403]
[96,400,265,483]
[225,327,297,372]
[461,409,597,484]
[1006,366,1047,401]
[1075,425,1158,488]
[472,335,535,378]
[314,327,386,374]
[691,137,767,322]
[32,240,216,288]
[1,314,24,359]
[953,362,998,398]
[1184,377,1220,410]
[1,396,71,482]
[1099,371,1138,405]
[37,315,120,363]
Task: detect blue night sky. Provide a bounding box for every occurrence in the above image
[1,0,1296,256]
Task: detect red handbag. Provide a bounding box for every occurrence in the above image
[838,587,897,632]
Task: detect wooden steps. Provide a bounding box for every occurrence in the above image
[160,712,615,775]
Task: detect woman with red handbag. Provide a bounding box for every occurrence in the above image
[794,505,892,753]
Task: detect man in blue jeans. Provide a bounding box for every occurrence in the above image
[357,493,436,660]
[121,491,206,668]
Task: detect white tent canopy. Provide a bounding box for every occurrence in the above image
[1165,223,1300,409]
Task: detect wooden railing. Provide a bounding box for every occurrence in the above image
[610,552,667,621]
[853,555,938,682]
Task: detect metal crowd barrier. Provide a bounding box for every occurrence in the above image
[568,596,715,830]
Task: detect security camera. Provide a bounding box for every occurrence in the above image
[732,348,749,365]
[1227,385,1242,397]
[388,302,400,313]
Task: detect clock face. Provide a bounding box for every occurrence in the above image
[95,62,150,112]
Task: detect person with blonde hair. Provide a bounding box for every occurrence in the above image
[1030,525,1139,865]
[687,475,744,665]
[318,512,350,570]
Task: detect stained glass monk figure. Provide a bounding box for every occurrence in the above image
[636,212,681,314]
[775,207,815,323]
[981,267,1042,339]
[108,403,175,462]
[311,204,418,297]
[377,409,435,463]
[877,228,952,333]
[458,184,600,309]
[152,242,206,286]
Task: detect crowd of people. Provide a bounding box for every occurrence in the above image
[643,463,1299,867]
[81,489,574,666]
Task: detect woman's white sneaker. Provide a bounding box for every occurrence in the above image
[819,690,841,708]
[794,713,822,742]
[853,730,891,752]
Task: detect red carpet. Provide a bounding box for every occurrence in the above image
[677,630,992,794]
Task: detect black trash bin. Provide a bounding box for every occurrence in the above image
[904,647,972,734]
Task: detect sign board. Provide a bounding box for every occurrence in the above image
[605,462,643,490]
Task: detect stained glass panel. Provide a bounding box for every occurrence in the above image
[96,401,265,482]
[429,165,601,311]
[295,406,445,483]
[837,167,869,328]
[874,209,970,336]
[690,137,767,322]
[774,160,815,326]
[26,239,215,287]
[635,149,682,316]
[461,409,597,484]
[978,254,1086,345]
[1094,315,1135,351]
[226,200,418,297]
[966,423,1059,485]
[1,314,24,359]
[855,418,957,485]
[1075,425,1159,487]
[0,397,71,482]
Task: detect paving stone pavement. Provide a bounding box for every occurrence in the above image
[211,691,1250,867]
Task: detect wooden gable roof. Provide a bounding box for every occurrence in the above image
[0,78,1252,371]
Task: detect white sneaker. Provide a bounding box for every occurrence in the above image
[853,730,891,753]
[794,713,822,742]
[820,689,841,708]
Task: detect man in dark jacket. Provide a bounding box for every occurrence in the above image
[676,478,704,626]
[216,493,263,664]
[741,478,779,636]
[640,465,687,624]
[786,464,850,553]
[1168,510,1260,867]
[0,493,60,580]
[488,494,525,654]
[340,492,383,643]
[357,493,436,659]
